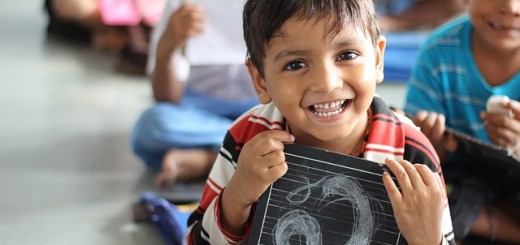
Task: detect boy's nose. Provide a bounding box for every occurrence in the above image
[309,64,343,93]
[499,0,520,16]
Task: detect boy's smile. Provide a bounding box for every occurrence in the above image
[248,16,386,153]
[307,99,349,119]
[488,21,520,33]
[468,0,520,49]
[483,15,520,38]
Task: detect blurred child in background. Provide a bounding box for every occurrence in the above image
[404,0,520,242]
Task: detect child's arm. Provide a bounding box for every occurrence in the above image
[382,158,447,245]
[481,99,520,156]
[152,3,206,103]
[220,130,295,236]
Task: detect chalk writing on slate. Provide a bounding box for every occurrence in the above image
[248,143,407,245]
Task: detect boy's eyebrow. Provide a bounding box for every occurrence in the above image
[273,38,367,61]
[331,38,366,49]
[273,50,310,61]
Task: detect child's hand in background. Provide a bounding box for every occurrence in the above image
[482,99,520,156]
[158,3,206,55]
[412,111,452,161]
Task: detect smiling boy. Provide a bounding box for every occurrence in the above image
[186,0,455,244]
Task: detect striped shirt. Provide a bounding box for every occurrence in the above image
[187,96,455,244]
[404,16,520,142]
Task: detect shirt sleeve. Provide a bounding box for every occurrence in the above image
[404,47,446,117]
[186,132,250,244]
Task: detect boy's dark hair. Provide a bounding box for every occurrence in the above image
[243,0,381,78]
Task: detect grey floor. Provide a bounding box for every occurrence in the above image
[0,1,407,244]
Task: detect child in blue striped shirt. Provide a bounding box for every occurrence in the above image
[404,0,520,243]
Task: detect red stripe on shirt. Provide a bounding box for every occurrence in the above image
[199,178,222,210]
[364,145,405,156]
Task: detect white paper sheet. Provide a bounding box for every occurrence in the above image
[185,0,247,65]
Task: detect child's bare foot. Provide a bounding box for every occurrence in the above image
[155,149,217,188]
[155,152,179,188]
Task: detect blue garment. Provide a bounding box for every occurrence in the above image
[383,31,429,82]
[138,192,189,245]
[374,0,415,14]
[374,1,430,83]
[131,89,258,170]
[404,16,520,143]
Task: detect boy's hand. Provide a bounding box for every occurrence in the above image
[228,130,295,207]
[220,130,294,236]
[158,3,206,55]
[382,158,446,245]
[482,99,520,156]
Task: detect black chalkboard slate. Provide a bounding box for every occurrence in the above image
[248,143,407,245]
[445,128,520,190]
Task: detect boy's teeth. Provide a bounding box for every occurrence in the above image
[315,108,343,117]
[490,22,518,30]
[311,100,346,117]
[313,100,343,110]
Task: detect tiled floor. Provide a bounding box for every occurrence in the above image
[0,1,409,245]
[0,1,166,244]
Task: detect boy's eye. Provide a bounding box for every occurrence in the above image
[285,60,306,71]
[337,51,358,61]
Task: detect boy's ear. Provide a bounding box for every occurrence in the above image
[246,60,272,104]
[374,36,386,84]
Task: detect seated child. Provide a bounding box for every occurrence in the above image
[131,0,258,188]
[186,0,455,244]
[404,0,520,243]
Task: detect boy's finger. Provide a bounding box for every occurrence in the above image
[263,150,285,168]
[422,112,439,137]
[427,170,448,203]
[267,161,288,178]
[382,171,402,203]
[265,129,296,144]
[413,110,428,124]
[250,130,294,156]
[400,160,424,189]
[434,172,446,199]
[384,158,413,193]
[414,164,436,187]
[432,114,446,140]
[488,128,516,147]
[506,100,520,120]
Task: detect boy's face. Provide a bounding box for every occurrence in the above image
[247,17,386,148]
[466,0,520,50]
